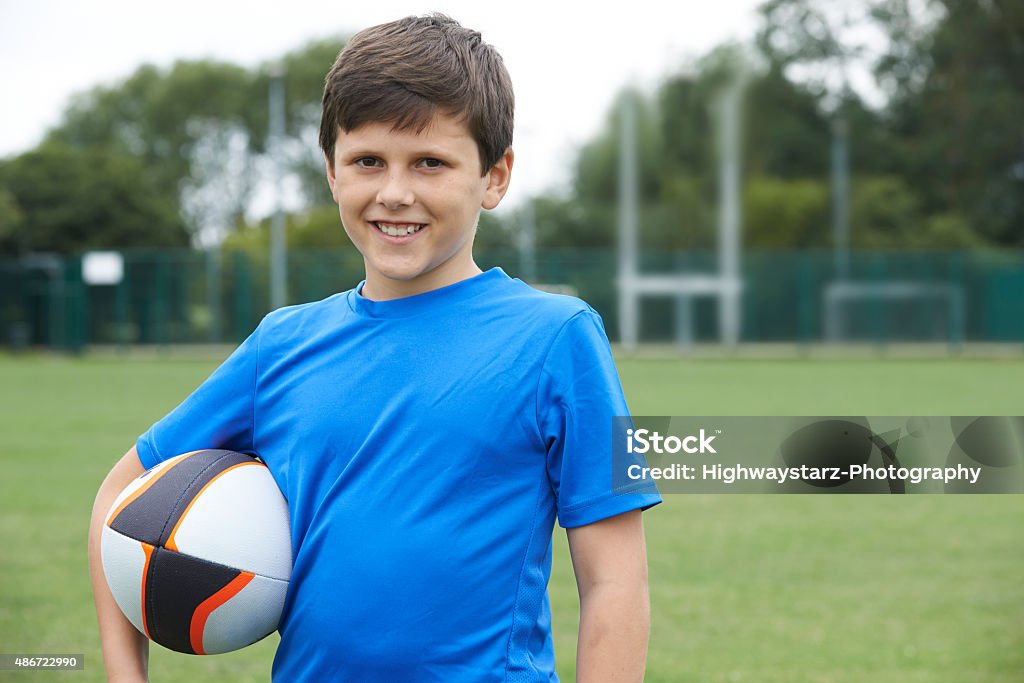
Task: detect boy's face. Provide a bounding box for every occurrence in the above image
[326,112,513,301]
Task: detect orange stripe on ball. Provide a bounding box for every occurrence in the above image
[189,571,255,655]
[140,542,155,639]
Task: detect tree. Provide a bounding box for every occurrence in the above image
[0,188,24,253]
[756,0,1021,246]
[47,60,260,244]
[882,0,1024,245]
[526,43,850,251]
[272,37,349,207]
[42,39,348,245]
[0,144,188,255]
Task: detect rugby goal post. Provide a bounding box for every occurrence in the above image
[617,75,747,351]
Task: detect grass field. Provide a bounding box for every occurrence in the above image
[1,352,1022,682]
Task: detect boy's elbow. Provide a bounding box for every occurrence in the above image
[91,447,146,533]
[579,571,650,613]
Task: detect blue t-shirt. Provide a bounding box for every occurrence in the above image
[137,267,661,682]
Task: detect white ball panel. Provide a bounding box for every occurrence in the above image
[100,526,147,635]
[201,574,289,654]
[171,464,291,581]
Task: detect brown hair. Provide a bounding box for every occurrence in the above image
[319,13,514,176]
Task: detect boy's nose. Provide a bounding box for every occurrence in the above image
[376,171,415,210]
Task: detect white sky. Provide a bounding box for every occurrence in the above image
[0,0,763,209]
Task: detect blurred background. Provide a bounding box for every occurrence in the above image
[2,0,1021,352]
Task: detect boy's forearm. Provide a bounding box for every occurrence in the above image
[575,581,651,683]
[88,447,150,682]
[567,510,652,682]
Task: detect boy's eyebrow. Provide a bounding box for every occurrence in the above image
[341,146,458,159]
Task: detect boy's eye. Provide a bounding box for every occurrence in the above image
[354,157,381,168]
[419,158,444,169]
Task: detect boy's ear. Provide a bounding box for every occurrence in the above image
[482,147,514,211]
[325,153,338,199]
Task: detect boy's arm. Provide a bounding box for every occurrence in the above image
[88,446,150,683]
[566,509,651,683]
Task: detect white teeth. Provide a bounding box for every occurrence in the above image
[375,222,423,237]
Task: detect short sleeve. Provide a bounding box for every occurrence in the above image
[135,322,261,470]
[538,307,661,528]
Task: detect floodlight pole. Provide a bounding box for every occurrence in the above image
[716,77,744,348]
[269,66,288,311]
[831,113,850,281]
[617,90,639,351]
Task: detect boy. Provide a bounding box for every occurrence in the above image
[89,14,660,682]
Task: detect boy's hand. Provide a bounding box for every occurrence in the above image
[89,446,151,682]
[567,510,650,683]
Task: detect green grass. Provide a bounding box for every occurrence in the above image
[1,353,1021,682]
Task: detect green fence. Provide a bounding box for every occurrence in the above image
[2,248,1022,351]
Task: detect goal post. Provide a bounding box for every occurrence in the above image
[823,280,966,348]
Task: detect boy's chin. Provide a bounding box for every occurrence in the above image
[368,260,430,283]
[361,265,432,297]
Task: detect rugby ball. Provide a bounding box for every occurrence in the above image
[101,449,291,654]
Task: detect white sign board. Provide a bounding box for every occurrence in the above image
[82,251,124,286]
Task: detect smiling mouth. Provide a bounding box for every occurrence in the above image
[372,222,426,237]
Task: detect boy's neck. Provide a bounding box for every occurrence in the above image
[360,261,484,301]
